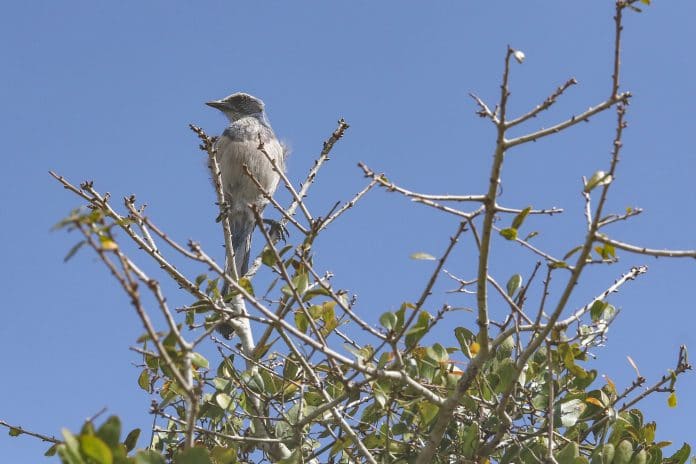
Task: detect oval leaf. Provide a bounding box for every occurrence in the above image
[410,252,436,261]
[506,274,523,297]
[81,435,113,464]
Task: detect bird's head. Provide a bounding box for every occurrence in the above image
[206,92,266,122]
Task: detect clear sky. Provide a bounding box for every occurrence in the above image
[1,1,694,461]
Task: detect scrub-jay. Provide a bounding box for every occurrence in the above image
[206,92,285,336]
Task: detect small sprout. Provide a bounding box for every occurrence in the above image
[513,49,526,64]
[410,252,436,261]
[99,236,119,251]
[499,228,518,241]
[511,206,532,230]
[584,170,613,192]
[627,355,641,378]
[524,231,539,241]
[506,274,523,297]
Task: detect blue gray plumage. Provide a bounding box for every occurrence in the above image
[206,92,285,285]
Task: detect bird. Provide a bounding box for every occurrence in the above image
[206,92,286,336]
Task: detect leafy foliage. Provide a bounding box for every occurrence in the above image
[6,2,693,464]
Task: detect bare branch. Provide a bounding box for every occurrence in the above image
[359,162,482,219]
[189,124,239,281]
[595,234,696,259]
[505,92,630,148]
[286,118,350,221]
[506,78,578,128]
[0,420,61,445]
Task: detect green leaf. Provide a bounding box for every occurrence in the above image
[646,448,662,464]
[667,392,678,408]
[96,416,121,448]
[613,440,633,464]
[511,206,532,230]
[145,353,159,370]
[138,369,151,392]
[237,276,254,296]
[595,244,616,260]
[604,243,616,258]
[98,234,119,251]
[293,272,309,295]
[44,444,59,456]
[173,447,213,464]
[80,421,95,436]
[134,450,166,464]
[80,435,113,464]
[460,422,479,458]
[246,372,265,394]
[666,443,690,464]
[454,327,475,357]
[216,393,232,410]
[124,428,140,452]
[602,443,616,464]
[563,245,584,261]
[322,301,336,326]
[496,336,515,360]
[302,286,330,302]
[585,170,613,192]
[642,422,656,445]
[499,228,518,240]
[63,240,87,262]
[590,300,609,321]
[405,311,431,349]
[562,345,588,378]
[190,352,209,369]
[410,252,436,260]
[294,311,308,333]
[418,402,439,425]
[212,377,230,390]
[556,442,579,464]
[549,261,569,269]
[556,399,586,427]
[524,231,539,241]
[379,312,397,331]
[59,428,85,464]
[8,427,21,437]
[493,358,517,393]
[506,274,523,297]
[261,247,277,267]
[602,304,616,321]
[209,446,237,464]
[283,356,300,381]
[308,304,323,319]
[425,343,448,363]
[573,368,597,389]
[531,392,548,410]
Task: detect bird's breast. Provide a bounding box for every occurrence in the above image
[214,120,284,209]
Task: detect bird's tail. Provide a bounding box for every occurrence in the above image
[231,221,253,278]
[221,214,254,292]
[217,216,254,339]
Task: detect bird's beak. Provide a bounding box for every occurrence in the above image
[205,100,226,110]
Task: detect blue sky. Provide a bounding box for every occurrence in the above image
[1,1,694,461]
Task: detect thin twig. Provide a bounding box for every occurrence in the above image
[595,234,696,259]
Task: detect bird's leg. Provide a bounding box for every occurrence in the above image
[215,200,232,223]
